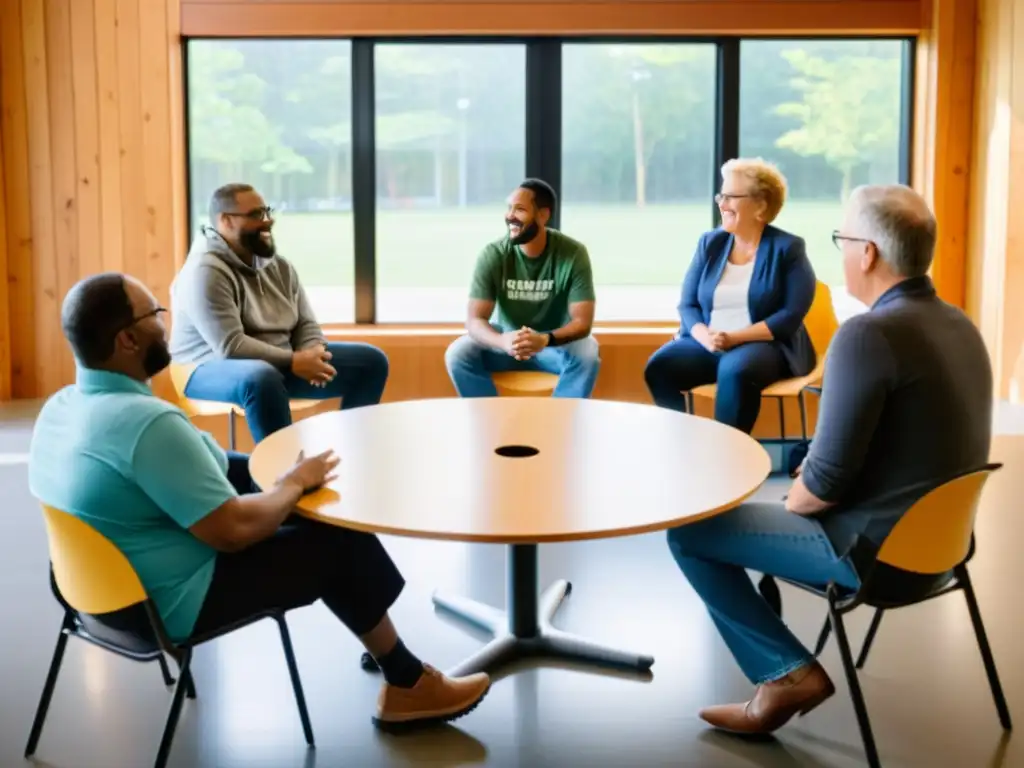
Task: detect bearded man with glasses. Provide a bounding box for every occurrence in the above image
[169,183,389,443]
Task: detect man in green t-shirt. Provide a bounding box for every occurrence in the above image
[444,178,600,398]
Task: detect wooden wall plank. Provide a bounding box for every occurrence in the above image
[70,0,104,283]
[116,0,146,291]
[20,0,62,396]
[181,1,924,37]
[45,0,81,388]
[2,0,38,398]
[95,0,124,273]
[167,0,188,274]
[140,0,176,306]
[0,98,12,402]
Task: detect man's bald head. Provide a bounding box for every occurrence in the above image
[61,273,169,377]
[846,184,937,278]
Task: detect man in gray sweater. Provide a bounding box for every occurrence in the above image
[664,185,993,736]
[170,184,389,443]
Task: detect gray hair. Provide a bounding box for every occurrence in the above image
[848,184,937,278]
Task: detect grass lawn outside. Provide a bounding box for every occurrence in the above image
[258,201,853,322]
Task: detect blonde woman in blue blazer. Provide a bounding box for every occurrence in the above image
[644,158,817,434]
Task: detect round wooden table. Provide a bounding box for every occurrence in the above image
[249,397,771,678]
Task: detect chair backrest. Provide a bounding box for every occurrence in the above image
[40,504,148,615]
[875,464,1001,574]
[168,362,196,400]
[805,281,840,359]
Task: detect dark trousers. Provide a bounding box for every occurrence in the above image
[644,337,789,434]
[189,453,405,639]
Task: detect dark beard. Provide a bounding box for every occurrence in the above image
[143,340,172,378]
[508,219,540,246]
[240,229,276,260]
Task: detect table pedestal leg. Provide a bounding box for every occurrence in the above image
[432,543,654,678]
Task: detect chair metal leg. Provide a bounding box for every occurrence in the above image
[154,649,192,768]
[157,653,176,687]
[958,567,1012,730]
[813,616,832,656]
[24,613,73,757]
[855,608,884,669]
[183,668,197,700]
[798,390,808,441]
[758,574,782,618]
[828,593,880,768]
[276,615,315,747]
[777,397,786,442]
[228,411,237,451]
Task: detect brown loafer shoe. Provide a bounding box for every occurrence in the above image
[699,662,835,735]
[373,664,491,731]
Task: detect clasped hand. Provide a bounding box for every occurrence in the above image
[291,345,336,387]
[706,329,736,353]
[502,326,548,361]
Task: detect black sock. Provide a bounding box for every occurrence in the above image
[375,639,424,688]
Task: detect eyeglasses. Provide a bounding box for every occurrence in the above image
[831,230,874,250]
[225,206,274,222]
[714,193,753,204]
[117,307,167,334]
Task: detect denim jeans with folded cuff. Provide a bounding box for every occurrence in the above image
[667,501,860,684]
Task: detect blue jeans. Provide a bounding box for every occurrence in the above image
[184,341,389,443]
[644,337,788,434]
[666,502,860,684]
[444,332,600,398]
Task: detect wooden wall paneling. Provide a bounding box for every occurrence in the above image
[21,0,63,397]
[966,0,1024,400]
[0,101,11,402]
[46,0,82,388]
[916,0,977,309]
[95,0,124,274]
[3,0,38,398]
[116,0,147,294]
[69,0,105,299]
[1001,0,1024,401]
[167,0,188,273]
[140,0,177,306]
[180,1,924,37]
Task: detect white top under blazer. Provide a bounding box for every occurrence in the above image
[708,259,755,332]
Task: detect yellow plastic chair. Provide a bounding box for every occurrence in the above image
[685,280,839,440]
[492,370,559,397]
[25,505,315,768]
[759,464,1011,768]
[169,362,321,449]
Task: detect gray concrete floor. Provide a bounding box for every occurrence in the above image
[1,402,1021,767]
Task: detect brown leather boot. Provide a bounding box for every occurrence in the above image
[698,662,835,735]
[373,664,491,731]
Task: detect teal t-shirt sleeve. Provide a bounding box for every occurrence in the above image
[468,245,499,301]
[568,245,597,303]
[131,412,239,530]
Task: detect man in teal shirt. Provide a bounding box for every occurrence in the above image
[444,178,600,398]
[29,272,490,729]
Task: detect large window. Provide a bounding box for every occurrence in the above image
[562,44,717,321]
[374,44,526,322]
[740,39,908,320]
[184,37,912,325]
[186,40,355,321]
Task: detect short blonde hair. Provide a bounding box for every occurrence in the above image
[721,157,788,223]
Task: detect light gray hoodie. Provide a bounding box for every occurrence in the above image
[169,227,326,367]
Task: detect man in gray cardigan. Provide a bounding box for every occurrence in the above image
[170,183,389,443]
[665,185,992,736]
